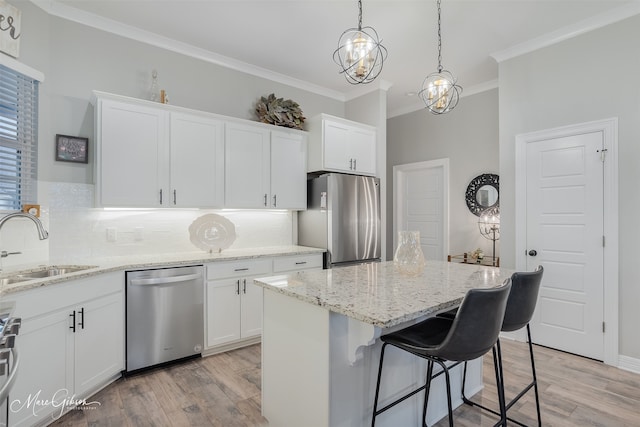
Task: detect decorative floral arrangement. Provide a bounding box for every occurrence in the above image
[470,248,484,261]
[255,93,306,130]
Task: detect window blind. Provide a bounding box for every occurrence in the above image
[0,63,38,211]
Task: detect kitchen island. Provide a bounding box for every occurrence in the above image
[255,260,513,427]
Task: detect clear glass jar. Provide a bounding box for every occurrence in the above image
[393,231,426,276]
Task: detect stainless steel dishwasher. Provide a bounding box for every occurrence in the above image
[126,265,204,372]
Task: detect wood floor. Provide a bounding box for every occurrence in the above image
[50,339,640,427]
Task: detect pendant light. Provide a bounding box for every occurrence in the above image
[418,0,462,114]
[333,0,387,84]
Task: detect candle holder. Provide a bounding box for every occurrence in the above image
[478,208,500,266]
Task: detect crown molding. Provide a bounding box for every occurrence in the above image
[492,2,640,63]
[343,78,394,102]
[31,0,346,102]
[387,79,498,119]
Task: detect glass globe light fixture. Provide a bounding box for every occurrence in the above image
[478,208,500,266]
[333,0,387,84]
[418,0,462,114]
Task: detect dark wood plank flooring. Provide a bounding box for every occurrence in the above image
[49,340,640,426]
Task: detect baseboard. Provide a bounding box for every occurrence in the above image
[618,355,640,374]
[201,336,261,357]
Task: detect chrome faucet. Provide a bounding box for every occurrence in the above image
[0,212,49,240]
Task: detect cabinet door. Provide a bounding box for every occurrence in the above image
[206,279,242,347]
[225,123,270,208]
[9,310,74,426]
[271,131,307,210]
[349,127,376,176]
[170,113,225,207]
[322,120,351,172]
[74,292,124,397]
[98,99,168,207]
[240,277,263,338]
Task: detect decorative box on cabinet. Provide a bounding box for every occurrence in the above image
[94,91,225,208]
[5,272,124,426]
[448,253,500,267]
[307,113,377,176]
[225,121,307,210]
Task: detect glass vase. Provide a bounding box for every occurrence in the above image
[393,231,426,276]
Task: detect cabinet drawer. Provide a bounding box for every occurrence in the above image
[273,254,323,273]
[206,258,271,280]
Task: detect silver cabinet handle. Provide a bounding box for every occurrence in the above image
[234,268,249,272]
[173,189,177,205]
[243,279,247,294]
[349,158,353,170]
[273,194,277,207]
[159,189,163,205]
[129,272,202,286]
[264,194,268,206]
[69,311,76,333]
[353,158,357,170]
[236,279,240,295]
[295,261,307,265]
[79,307,85,330]
[0,348,20,401]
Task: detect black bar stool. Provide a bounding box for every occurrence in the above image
[441,266,544,426]
[371,280,512,427]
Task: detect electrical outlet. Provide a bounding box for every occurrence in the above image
[106,227,117,242]
[134,227,144,241]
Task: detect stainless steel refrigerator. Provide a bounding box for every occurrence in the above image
[299,173,381,268]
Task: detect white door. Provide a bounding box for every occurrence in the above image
[521,130,607,360]
[206,279,242,347]
[99,99,167,207]
[323,120,350,172]
[225,123,271,208]
[170,113,225,208]
[74,292,124,396]
[271,131,306,209]
[240,278,264,338]
[394,159,449,261]
[349,127,376,176]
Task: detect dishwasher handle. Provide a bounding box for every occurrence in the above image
[129,272,202,286]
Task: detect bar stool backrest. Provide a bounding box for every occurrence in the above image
[502,266,544,333]
[435,280,511,362]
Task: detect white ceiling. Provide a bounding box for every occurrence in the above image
[49,0,639,117]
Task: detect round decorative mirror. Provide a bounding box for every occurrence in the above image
[465,173,499,216]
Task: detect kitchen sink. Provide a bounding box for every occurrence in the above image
[0,265,97,286]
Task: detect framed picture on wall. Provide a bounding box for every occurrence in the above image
[55,134,89,163]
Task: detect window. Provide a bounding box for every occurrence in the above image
[0,63,38,211]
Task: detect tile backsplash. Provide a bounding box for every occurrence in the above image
[0,181,295,269]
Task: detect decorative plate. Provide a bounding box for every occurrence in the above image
[188,214,236,252]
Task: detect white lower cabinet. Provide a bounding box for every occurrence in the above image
[205,259,271,349]
[6,272,124,426]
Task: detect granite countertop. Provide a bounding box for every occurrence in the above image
[254,260,514,328]
[0,245,324,296]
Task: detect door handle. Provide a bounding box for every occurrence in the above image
[69,310,76,333]
[236,279,240,295]
[528,249,537,256]
[129,273,202,286]
[353,158,357,170]
[78,307,85,330]
[243,279,247,294]
[159,189,163,205]
[173,189,177,205]
[273,194,277,207]
[264,194,268,206]
[349,158,353,170]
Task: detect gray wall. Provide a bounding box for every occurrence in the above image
[499,15,640,358]
[14,0,344,185]
[387,89,499,260]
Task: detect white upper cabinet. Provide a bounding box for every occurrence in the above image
[170,113,225,207]
[96,93,225,208]
[225,122,271,208]
[225,122,307,210]
[270,130,307,210]
[307,114,377,176]
[94,91,307,209]
[97,98,168,207]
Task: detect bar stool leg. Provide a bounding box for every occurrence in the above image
[526,325,542,427]
[371,343,388,427]
[493,342,507,427]
[422,360,434,427]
